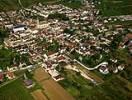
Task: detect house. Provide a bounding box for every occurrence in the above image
[0,17,3,21]
[48,69,63,81]
[54,75,64,81]
[118,65,125,71]
[12,24,27,33]
[6,72,15,80]
[24,79,35,88]
[124,33,132,43]
[57,55,66,62]
[48,69,59,77]
[0,72,4,82]
[113,67,118,74]
[5,24,13,29]
[99,65,109,74]
[124,34,132,54]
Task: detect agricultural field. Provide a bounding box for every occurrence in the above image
[59,68,132,100]
[0,79,34,100]
[31,89,48,100]
[33,67,74,100]
[98,0,132,16]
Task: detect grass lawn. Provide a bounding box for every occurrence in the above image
[0,79,34,100]
[98,0,132,16]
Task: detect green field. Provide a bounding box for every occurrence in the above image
[59,69,132,100]
[58,60,132,100]
[59,0,83,9]
[58,69,94,100]
[98,0,132,16]
[0,0,57,11]
[0,0,83,11]
[0,79,34,100]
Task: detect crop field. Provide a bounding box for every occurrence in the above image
[99,0,132,16]
[31,89,48,100]
[0,79,33,100]
[33,67,74,100]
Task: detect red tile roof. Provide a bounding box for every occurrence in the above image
[57,55,65,60]
[126,33,132,40]
[0,72,4,81]
[6,72,15,79]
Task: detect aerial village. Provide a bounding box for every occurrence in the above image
[0,0,132,87]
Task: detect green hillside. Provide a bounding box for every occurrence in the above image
[98,0,132,16]
[0,0,57,11]
[0,0,84,11]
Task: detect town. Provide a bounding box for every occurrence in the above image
[0,0,132,100]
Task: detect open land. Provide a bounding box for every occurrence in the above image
[74,63,104,83]
[0,0,83,11]
[0,0,58,11]
[59,69,132,100]
[0,78,33,100]
[98,0,132,16]
[33,67,74,100]
[31,89,48,100]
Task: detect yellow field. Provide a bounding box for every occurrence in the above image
[31,90,48,100]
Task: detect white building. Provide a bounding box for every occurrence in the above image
[12,24,27,33]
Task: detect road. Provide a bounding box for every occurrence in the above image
[65,53,104,84]
[74,59,108,70]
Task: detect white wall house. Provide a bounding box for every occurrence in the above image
[12,25,27,33]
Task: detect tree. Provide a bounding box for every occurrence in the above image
[0,29,9,44]
[63,28,76,35]
[21,54,31,65]
[47,40,59,52]
[48,12,69,21]
[0,48,15,69]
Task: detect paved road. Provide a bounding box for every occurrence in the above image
[74,59,108,70]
